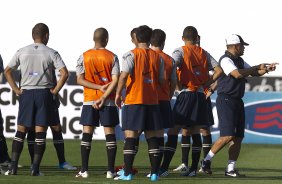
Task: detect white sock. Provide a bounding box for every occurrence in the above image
[227,160,236,172]
[204,151,215,161]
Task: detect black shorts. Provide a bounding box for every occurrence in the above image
[173,91,209,127]
[216,94,245,137]
[0,109,3,134]
[18,89,59,128]
[159,101,174,129]
[80,105,119,127]
[205,97,214,127]
[122,104,163,131]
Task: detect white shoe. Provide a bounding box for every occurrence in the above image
[75,171,89,178]
[106,171,116,178]
[173,163,188,172]
[59,162,77,170]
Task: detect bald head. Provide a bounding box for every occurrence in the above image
[93,28,108,47]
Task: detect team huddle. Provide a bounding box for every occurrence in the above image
[0,23,277,181]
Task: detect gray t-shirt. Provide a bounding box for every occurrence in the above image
[8,43,66,89]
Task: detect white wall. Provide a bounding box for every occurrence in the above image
[0,0,281,76]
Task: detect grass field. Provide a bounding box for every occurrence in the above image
[1,139,282,184]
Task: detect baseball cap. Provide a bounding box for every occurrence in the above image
[225,34,249,46]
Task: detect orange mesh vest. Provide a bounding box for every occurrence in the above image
[83,49,115,102]
[125,48,160,105]
[178,45,209,91]
[155,50,173,101]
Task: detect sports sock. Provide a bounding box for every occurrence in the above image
[158,137,165,164]
[105,134,117,173]
[32,132,47,174]
[27,130,35,164]
[227,160,236,172]
[123,138,136,176]
[191,134,202,171]
[204,151,215,161]
[160,135,178,171]
[52,130,66,164]
[147,137,161,174]
[10,131,26,173]
[181,135,191,166]
[80,133,92,172]
[0,135,10,162]
[202,134,212,158]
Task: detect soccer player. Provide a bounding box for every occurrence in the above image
[159,26,223,177]
[115,25,164,181]
[75,28,120,179]
[0,54,11,169]
[4,23,69,176]
[200,34,277,177]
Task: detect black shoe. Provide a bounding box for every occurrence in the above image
[181,169,197,177]
[200,160,212,174]
[225,169,245,177]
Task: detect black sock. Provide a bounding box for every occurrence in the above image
[105,134,117,173]
[27,130,35,164]
[123,138,136,176]
[135,137,140,155]
[161,135,178,171]
[191,134,202,171]
[52,130,66,164]
[147,137,161,174]
[202,134,212,158]
[81,133,92,172]
[10,131,26,173]
[32,132,47,174]
[158,137,165,164]
[181,135,191,166]
[0,135,10,162]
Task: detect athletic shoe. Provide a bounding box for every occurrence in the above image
[198,167,204,173]
[200,160,212,174]
[173,163,189,172]
[146,172,151,178]
[4,169,17,175]
[159,169,169,177]
[30,170,44,176]
[150,173,159,181]
[225,169,245,177]
[182,169,196,177]
[114,173,132,181]
[75,171,89,178]
[106,171,116,179]
[117,168,124,176]
[59,162,77,170]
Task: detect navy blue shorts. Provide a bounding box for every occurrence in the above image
[205,97,214,127]
[80,105,119,127]
[216,94,245,137]
[0,109,3,134]
[18,89,59,128]
[173,91,209,127]
[122,104,163,131]
[159,101,174,128]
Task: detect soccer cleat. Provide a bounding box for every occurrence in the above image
[146,172,151,178]
[150,173,159,181]
[59,162,77,170]
[106,171,116,178]
[117,168,124,176]
[114,173,133,181]
[173,163,189,172]
[159,169,169,177]
[225,169,245,177]
[200,160,212,174]
[181,169,196,177]
[198,167,204,173]
[30,170,45,176]
[75,171,89,178]
[4,169,17,175]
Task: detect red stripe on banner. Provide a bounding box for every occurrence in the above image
[253,119,282,129]
[254,112,282,121]
[256,104,282,113]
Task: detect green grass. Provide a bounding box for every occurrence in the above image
[1,139,282,184]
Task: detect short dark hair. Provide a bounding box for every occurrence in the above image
[94,27,108,46]
[130,27,138,39]
[182,26,198,42]
[32,23,49,40]
[136,25,153,43]
[150,29,166,47]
